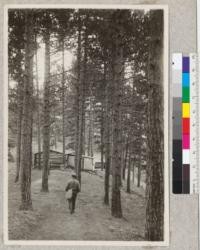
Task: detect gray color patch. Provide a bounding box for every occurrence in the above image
[172,83,182,97]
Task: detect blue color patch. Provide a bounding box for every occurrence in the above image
[182,73,190,87]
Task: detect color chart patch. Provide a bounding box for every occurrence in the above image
[172,53,199,194]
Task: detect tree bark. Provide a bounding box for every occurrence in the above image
[137,153,141,187]
[126,150,131,193]
[19,10,34,210]
[35,39,41,170]
[100,102,104,171]
[111,25,123,218]
[132,163,135,184]
[77,15,88,182]
[41,30,51,192]
[15,77,23,182]
[87,96,93,156]
[122,137,128,180]
[61,39,66,168]
[104,63,110,205]
[119,87,124,186]
[90,96,94,158]
[75,12,81,181]
[54,110,57,150]
[104,121,110,204]
[100,65,106,171]
[145,10,164,241]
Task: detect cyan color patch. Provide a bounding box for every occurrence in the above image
[182,73,190,87]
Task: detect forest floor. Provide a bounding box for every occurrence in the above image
[8,163,145,241]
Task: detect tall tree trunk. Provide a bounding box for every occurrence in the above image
[100,103,104,171]
[87,96,93,156]
[61,39,66,168]
[15,77,23,182]
[82,118,86,156]
[111,26,123,218]
[35,39,41,170]
[100,66,106,171]
[126,150,131,193]
[122,137,128,180]
[20,10,34,210]
[145,10,164,241]
[104,120,110,204]
[90,97,94,158]
[132,163,135,184]
[137,150,141,187]
[77,16,88,182]
[41,31,51,192]
[54,108,57,150]
[104,63,110,205]
[75,12,81,180]
[119,87,124,186]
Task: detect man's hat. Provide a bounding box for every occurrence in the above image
[72,172,77,178]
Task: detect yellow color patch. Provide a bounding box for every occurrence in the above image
[182,103,190,118]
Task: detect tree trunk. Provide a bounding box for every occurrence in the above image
[119,91,124,187]
[90,97,94,157]
[82,116,86,156]
[15,77,23,182]
[41,31,51,192]
[122,138,128,180]
[35,39,41,170]
[100,102,104,170]
[132,163,135,184]
[111,26,123,218]
[137,153,141,187]
[19,10,34,210]
[101,62,108,171]
[104,122,110,204]
[87,96,93,156]
[145,10,164,241]
[54,110,57,150]
[77,16,88,182]
[126,151,131,193]
[61,39,66,168]
[104,63,110,205]
[75,12,81,181]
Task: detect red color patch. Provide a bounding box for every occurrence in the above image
[182,118,190,134]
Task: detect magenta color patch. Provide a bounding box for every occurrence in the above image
[182,134,190,149]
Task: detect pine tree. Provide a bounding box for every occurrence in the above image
[8,10,26,183]
[61,38,66,168]
[42,29,51,192]
[75,11,82,183]
[104,63,111,205]
[110,11,125,218]
[35,37,41,170]
[20,10,34,210]
[15,75,24,182]
[145,10,164,241]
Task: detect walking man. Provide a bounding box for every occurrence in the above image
[65,172,80,214]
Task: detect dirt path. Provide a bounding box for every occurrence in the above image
[9,168,145,241]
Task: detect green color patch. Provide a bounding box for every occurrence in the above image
[182,87,190,103]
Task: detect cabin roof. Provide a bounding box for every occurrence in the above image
[34,149,63,155]
[67,154,93,160]
[34,150,94,159]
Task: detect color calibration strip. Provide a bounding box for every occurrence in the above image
[182,56,190,194]
[172,53,199,194]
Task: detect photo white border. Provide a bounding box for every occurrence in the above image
[197,1,200,248]
[3,4,169,246]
